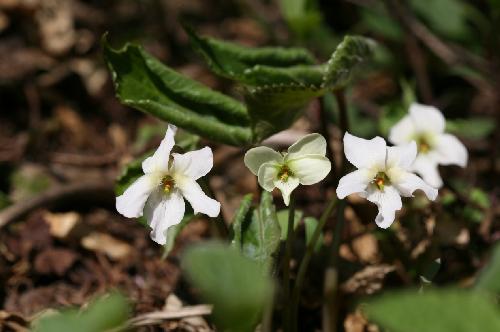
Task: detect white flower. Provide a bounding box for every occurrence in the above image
[244,133,331,206]
[336,132,438,228]
[389,103,468,188]
[116,125,220,245]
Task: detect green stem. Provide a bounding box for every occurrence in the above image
[290,196,337,332]
[282,195,296,332]
[322,89,349,332]
[322,201,346,332]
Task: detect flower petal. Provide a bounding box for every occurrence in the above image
[144,189,185,245]
[274,176,300,206]
[409,103,445,134]
[344,132,387,170]
[116,174,157,218]
[142,125,177,174]
[386,141,417,170]
[257,162,279,191]
[435,133,468,167]
[393,170,438,200]
[336,169,372,199]
[244,146,283,175]
[286,133,327,159]
[365,186,402,228]
[411,154,443,188]
[177,178,220,217]
[172,146,213,180]
[288,155,331,185]
[389,114,415,145]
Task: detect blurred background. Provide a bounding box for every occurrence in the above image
[0,0,498,330]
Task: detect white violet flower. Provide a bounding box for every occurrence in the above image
[336,132,438,228]
[116,125,220,245]
[389,103,468,188]
[244,133,331,206]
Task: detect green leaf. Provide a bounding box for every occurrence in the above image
[33,293,130,332]
[475,244,500,294]
[103,36,252,146]
[239,191,281,272]
[185,25,315,81]
[304,217,323,252]
[446,118,495,140]
[276,209,303,241]
[246,35,376,140]
[230,194,254,248]
[163,213,196,258]
[367,289,500,332]
[182,242,273,332]
[279,0,323,38]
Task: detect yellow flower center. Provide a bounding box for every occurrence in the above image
[277,165,293,182]
[161,175,175,194]
[417,136,432,154]
[373,172,390,191]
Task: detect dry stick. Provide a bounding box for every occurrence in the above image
[282,195,296,332]
[0,181,115,228]
[322,89,349,332]
[384,0,489,75]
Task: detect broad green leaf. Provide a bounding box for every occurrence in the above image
[182,242,273,332]
[103,36,252,146]
[163,213,196,258]
[276,209,303,240]
[245,35,375,140]
[33,293,130,332]
[475,244,500,293]
[240,191,281,272]
[230,194,254,248]
[446,118,495,140]
[304,217,323,252]
[279,0,322,38]
[185,25,315,81]
[367,289,500,332]
[360,7,403,41]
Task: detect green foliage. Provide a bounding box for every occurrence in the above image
[105,28,375,144]
[33,293,130,332]
[279,0,322,38]
[367,289,500,332]
[182,242,273,332]
[276,209,303,241]
[236,192,282,273]
[304,217,323,252]
[230,194,254,248]
[475,244,500,294]
[446,118,496,140]
[185,24,315,81]
[103,36,252,146]
[163,213,196,257]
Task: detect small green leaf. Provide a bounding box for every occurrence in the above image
[182,242,273,332]
[475,244,500,294]
[33,293,130,332]
[103,36,252,146]
[163,213,196,258]
[367,289,500,332]
[231,194,254,248]
[115,154,147,196]
[240,191,281,272]
[446,118,495,140]
[304,217,323,252]
[276,209,303,241]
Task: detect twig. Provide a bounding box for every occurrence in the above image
[0,181,114,228]
[384,0,489,75]
[128,304,212,327]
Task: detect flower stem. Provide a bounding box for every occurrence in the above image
[282,194,296,332]
[322,89,349,332]
[290,195,337,332]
